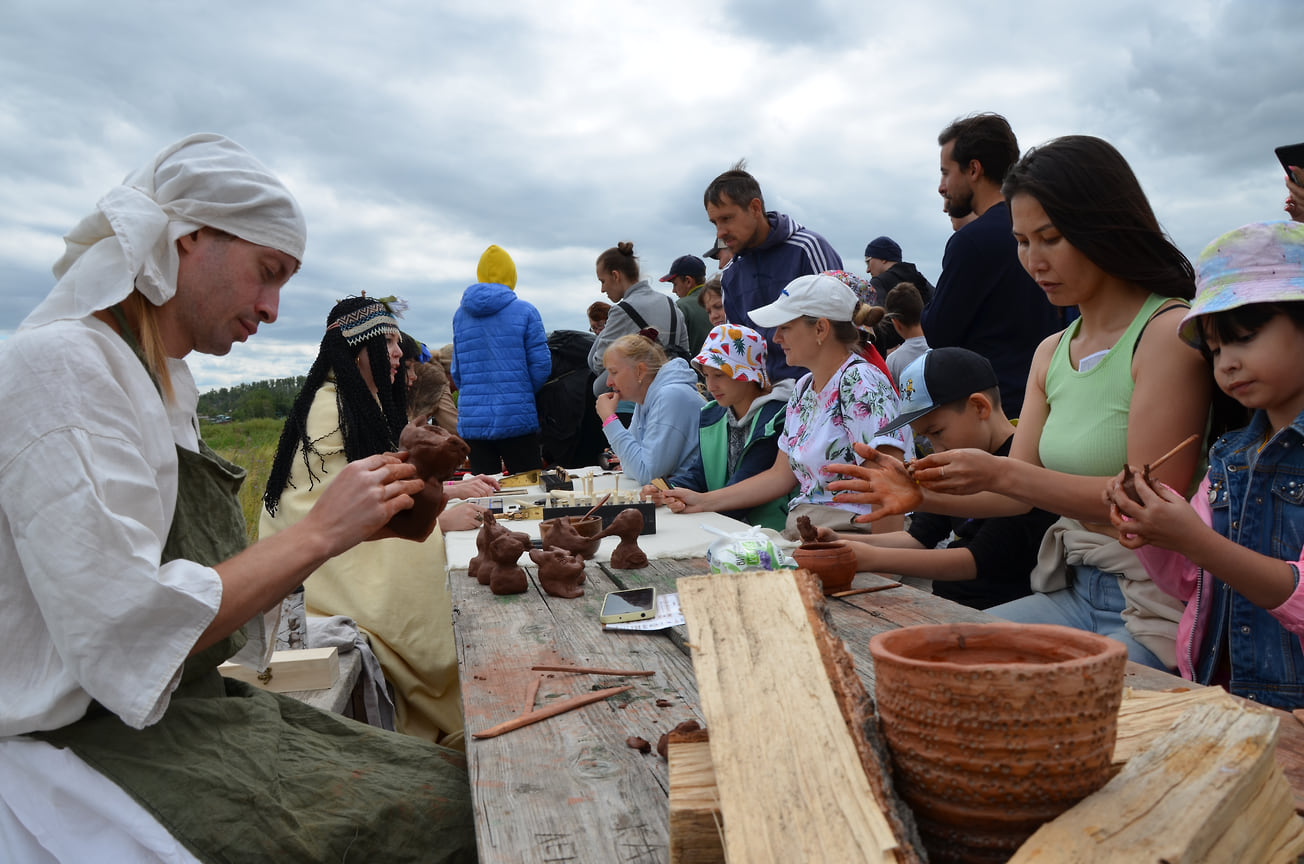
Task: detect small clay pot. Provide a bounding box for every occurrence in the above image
[539,515,603,559]
[868,623,1127,863]
[792,541,857,594]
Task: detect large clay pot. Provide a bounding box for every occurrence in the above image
[792,541,857,594]
[539,515,603,559]
[868,623,1127,863]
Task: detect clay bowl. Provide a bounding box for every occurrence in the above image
[792,541,857,594]
[868,623,1127,863]
[538,515,603,559]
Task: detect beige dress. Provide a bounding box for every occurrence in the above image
[259,380,464,748]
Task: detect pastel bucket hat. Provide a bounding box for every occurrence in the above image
[1179,221,1304,346]
[692,324,770,388]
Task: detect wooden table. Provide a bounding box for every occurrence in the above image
[450,558,1304,862]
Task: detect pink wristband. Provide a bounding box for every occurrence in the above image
[602,413,619,428]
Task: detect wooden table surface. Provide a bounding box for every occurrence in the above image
[449,557,1304,863]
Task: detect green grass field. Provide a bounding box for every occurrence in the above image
[200,418,284,544]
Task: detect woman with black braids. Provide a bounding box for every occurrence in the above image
[261,296,464,746]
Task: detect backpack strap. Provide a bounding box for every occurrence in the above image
[616,300,649,331]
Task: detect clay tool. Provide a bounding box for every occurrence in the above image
[831,583,904,598]
[580,493,612,519]
[472,685,633,739]
[530,664,655,676]
[1147,433,1200,473]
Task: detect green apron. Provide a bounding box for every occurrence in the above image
[34,313,476,863]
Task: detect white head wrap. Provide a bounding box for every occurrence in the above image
[22,132,307,330]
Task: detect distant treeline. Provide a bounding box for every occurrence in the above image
[198,377,306,420]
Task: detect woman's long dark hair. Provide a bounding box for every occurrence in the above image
[1003,135,1195,300]
[263,296,407,514]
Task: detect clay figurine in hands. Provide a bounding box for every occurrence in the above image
[796,514,819,545]
[386,416,471,540]
[529,547,587,598]
[484,531,533,595]
[596,508,649,569]
[468,511,507,583]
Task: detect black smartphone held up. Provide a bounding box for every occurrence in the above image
[598,587,658,624]
[1275,142,1304,184]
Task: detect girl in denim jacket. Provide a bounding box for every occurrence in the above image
[1107,221,1304,709]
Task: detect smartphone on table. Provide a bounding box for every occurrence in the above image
[599,587,658,624]
[1276,142,1304,183]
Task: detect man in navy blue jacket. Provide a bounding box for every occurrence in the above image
[924,114,1061,419]
[703,162,842,383]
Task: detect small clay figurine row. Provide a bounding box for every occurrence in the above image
[467,507,652,598]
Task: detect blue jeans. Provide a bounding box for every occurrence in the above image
[987,564,1168,670]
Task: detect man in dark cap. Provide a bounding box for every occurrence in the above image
[660,254,711,355]
[864,235,935,306]
[703,238,733,270]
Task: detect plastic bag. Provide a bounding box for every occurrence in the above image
[705,524,797,573]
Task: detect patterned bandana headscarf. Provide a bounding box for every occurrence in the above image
[23,133,306,330]
[692,324,770,388]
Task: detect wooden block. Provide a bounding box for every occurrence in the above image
[219,647,340,693]
[669,728,724,864]
[1009,702,1304,863]
[678,568,925,864]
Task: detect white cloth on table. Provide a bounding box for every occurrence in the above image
[306,615,396,731]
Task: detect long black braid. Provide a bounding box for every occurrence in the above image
[263,296,408,515]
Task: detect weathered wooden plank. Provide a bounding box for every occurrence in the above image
[679,568,921,863]
[452,560,703,864]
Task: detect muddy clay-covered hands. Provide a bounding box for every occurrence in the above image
[826,443,1009,524]
[1104,465,1203,551]
[824,443,922,523]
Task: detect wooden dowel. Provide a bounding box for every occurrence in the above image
[473,685,633,739]
[521,675,541,716]
[831,583,904,598]
[1147,433,1200,473]
[581,492,612,519]
[530,664,655,677]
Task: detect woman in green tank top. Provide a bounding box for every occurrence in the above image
[829,136,1214,671]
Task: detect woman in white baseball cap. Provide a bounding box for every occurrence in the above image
[662,272,912,536]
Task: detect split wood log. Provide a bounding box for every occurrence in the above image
[1009,702,1304,863]
[668,727,725,864]
[1112,685,1240,765]
[678,568,926,864]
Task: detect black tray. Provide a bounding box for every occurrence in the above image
[541,502,656,535]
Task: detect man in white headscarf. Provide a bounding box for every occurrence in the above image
[0,134,476,863]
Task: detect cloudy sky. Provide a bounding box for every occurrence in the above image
[2,0,1300,393]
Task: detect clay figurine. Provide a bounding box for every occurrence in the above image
[538,515,603,560]
[468,511,508,583]
[796,514,819,545]
[596,508,649,569]
[529,547,587,598]
[386,416,470,540]
[483,532,533,595]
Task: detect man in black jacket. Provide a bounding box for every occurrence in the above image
[864,235,935,306]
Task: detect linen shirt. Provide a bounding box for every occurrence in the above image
[0,316,269,737]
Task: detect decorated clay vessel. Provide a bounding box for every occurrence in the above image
[868,623,1127,863]
[539,515,603,560]
[792,541,857,594]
